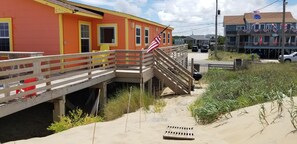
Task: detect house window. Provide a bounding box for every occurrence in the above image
[260,24,265,30]
[136,25,141,45]
[79,22,91,53]
[145,28,149,45]
[163,32,166,44]
[254,24,260,30]
[264,36,270,42]
[0,18,12,51]
[266,24,272,30]
[168,32,170,44]
[98,24,117,46]
[236,26,245,31]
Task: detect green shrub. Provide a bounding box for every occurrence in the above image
[191,63,297,124]
[208,51,260,61]
[47,109,103,133]
[103,88,154,121]
[153,100,167,113]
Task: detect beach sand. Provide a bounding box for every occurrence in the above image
[6,86,297,144]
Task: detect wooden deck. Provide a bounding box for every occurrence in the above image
[0,45,190,118]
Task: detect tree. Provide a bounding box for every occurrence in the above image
[218,36,225,45]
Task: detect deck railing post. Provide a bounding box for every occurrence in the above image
[46,59,51,91]
[139,51,143,75]
[88,55,92,80]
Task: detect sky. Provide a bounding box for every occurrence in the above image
[70,0,297,36]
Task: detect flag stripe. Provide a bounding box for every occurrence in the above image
[147,34,161,53]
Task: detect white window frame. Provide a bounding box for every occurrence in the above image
[144,27,149,45]
[163,32,166,44]
[136,25,141,46]
[236,26,245,31]
[79,21,91,53]
[260,24,265,30]
[254,24,260,30]
[98,24,118,46]
[167,32,170,44]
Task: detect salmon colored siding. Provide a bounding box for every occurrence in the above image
[99,13,126,50]
[0,1,173,54]
[0,0,60,55]
[128,19,173,50]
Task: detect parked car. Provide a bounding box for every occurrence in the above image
[278,52,297,62]
[200,44,209,52]
[192,46,198,52]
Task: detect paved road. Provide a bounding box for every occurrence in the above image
[187,50,233,73]
[187,51,233,64]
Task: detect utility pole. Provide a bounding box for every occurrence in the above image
[281,0,286,63]
[215,0,218,58]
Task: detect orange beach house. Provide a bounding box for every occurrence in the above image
[0,0,173,55]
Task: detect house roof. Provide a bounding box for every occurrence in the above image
[65,1,174,30]
[34,0,103,19]
[184,35,210,41]
[244,12,297,23]
[224,12,297,25]
[223,15,245,25]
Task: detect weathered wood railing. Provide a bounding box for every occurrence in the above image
[0,51,43,60]
[0,45,187,104]
[0,50,156,103]
[154,46,193,94]
[160,44,188,67]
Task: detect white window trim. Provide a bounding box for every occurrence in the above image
[0,23,9,38]
[260,24,265,29]
[136,25,141,46]
[254,24,260,30]
[144,27,149,45]
[79,21,91,53]
[98,24,118,46]
[167,32,170,44]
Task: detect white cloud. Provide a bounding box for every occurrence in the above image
[151,0,288,35]
[113,1,142,16]
[71,0,297,36]
[74,0,115,7]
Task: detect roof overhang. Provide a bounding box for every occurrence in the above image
[35,0,103,19]
[67,1,173,30]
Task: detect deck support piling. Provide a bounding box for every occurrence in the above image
[147,78,152,95]
[53,96,65,122]
[98,82,107,110]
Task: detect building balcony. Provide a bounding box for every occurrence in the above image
[226,42,297,49]
[226,30,297,35]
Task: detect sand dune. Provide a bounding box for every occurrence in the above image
[6,87,297,144]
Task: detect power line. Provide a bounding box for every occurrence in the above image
[255,0,280,11]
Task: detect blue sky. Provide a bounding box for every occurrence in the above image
[70,0,297,36]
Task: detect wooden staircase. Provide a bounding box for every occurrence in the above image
[153,49,193,95]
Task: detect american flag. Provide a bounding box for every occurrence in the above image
[146,34,162,53]
[146,25,169,53]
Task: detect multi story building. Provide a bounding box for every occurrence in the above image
[224,12,297,59]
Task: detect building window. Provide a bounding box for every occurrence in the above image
[79,22,91,53]
[163,32,166,44]
[168,32,170,44]
[145,28,149,45]
[266,24,272,30]
[136,25,141,45]
[0,18,12,51]
[260,24,265,30]
[254,24,260,30]
[98,24,117,46]
[236,26,245,31]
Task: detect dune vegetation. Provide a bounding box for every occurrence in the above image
[190,63,297,124]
